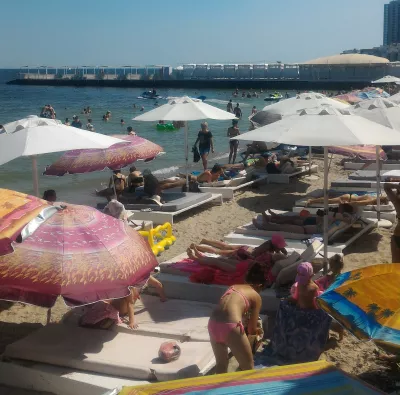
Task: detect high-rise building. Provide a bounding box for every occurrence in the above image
[384,0,400,45]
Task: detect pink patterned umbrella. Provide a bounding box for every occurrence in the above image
[43,135,163,176]
[0,203,158,308]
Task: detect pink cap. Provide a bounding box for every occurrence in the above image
[271,234,287,249]
[295,262,314,285]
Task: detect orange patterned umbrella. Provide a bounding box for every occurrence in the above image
[43,134,163,176]
[0,203,158,308]
[0,189,58,256]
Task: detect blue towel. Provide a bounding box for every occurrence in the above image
[256,300,331,366]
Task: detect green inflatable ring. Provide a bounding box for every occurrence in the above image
[156,123,177,131]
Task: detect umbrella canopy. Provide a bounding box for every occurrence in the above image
[335,87,390,105]
[372,75,400,84]
[0,116,124,165]
[0,115,124,196]
[133,96,237,122]
[350,98,400,131]
[389,91,400,104]
[260,92,348,116]
[234,107,400,146]
[118,360,383,394]
[0,189,59,256]
[318,264,400,352]
[43,135,163,176]
[0,203,157,308]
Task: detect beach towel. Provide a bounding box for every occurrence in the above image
[257,300,331,365]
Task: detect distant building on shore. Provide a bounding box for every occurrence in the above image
[384,0,400,45]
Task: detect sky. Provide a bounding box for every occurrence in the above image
[0,0,390,68]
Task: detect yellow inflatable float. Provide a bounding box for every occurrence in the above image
[139,222,176,256]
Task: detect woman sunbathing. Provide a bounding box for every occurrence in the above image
[193,236,287,260]
[253,206,354,235]
[306,193,388,207]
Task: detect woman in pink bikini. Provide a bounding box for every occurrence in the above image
[208,264,266,373]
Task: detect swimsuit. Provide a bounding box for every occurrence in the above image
[208,287,250,344]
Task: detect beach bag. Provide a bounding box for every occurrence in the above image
[192,146,201,163]
[158,341,181,362]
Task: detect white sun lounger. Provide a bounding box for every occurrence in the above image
[349,169,400,181]
[262,164,318,184]
[344,161,400,171]
[3,325,216,382]
[62,295,215,342]
[126,193,223,224]
[198,175,268,200]
[0,360,149,395]
[225,217,377,254]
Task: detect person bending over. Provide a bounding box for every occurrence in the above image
[208,264,266,373]
[127,166,144,191]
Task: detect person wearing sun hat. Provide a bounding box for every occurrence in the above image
[289,262,322,309]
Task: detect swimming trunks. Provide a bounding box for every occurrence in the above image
[303,217,317,226]
[229,139,239,147]
[199,146,210,155]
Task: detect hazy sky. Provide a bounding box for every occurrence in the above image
[0,0,389,67]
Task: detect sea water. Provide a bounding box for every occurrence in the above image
[0,69,295,205]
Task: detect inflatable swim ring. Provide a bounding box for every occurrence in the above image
[139,222,176,256]
[156,123,177,131]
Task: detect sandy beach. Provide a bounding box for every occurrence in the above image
[0,155,396,392]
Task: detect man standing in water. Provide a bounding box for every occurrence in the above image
[227,119,240,164]
[234,103,242,119]
[227,99,234,113]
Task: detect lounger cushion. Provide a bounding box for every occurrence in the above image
[122,192,213,212]
[331,180,376,188]
[349,170,400,181]
[4,325,215,382]
[271,252,300,277]
[275,260,300,286]
[201,176,246,188]
[62,295,214,342]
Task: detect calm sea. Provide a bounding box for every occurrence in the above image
[0,69,294,205]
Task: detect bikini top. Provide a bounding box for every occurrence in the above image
[221,286,250,312]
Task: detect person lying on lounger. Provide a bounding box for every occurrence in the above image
[253,205,354,235]
[241,141,270,161]
[186,234,288,273]
[191,235,287,260]
[305,193,389,207]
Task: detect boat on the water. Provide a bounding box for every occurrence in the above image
[137,90,162,100]
[264,92,283,102]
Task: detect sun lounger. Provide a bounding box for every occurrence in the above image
[330,179,388,191]
[225,217,377,254]
[62,295,215,342]
[3,324,216,382]
[262,164,318,184]
[124,192,223,224]
[344,160,400,171]
[198,175,268,200]
[349,169,400,181]
[152,272,280,312]
[0,360,149,395]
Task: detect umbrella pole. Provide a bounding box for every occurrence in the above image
[111,171,117,198]
[31,155,39,197]
[323,147,329,274]
[308,146,312,176]
[376,146,381,224]
[46,308,52,325]
[184,121,189,189]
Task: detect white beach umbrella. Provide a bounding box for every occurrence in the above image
[234,107,400,270]
[254,93,349,174]
[0,115,125,196]
[261,92,349,115]
[350,98,400,220]
[133,96,236,186]
[389,91,400,105]
[372,75,400,84]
